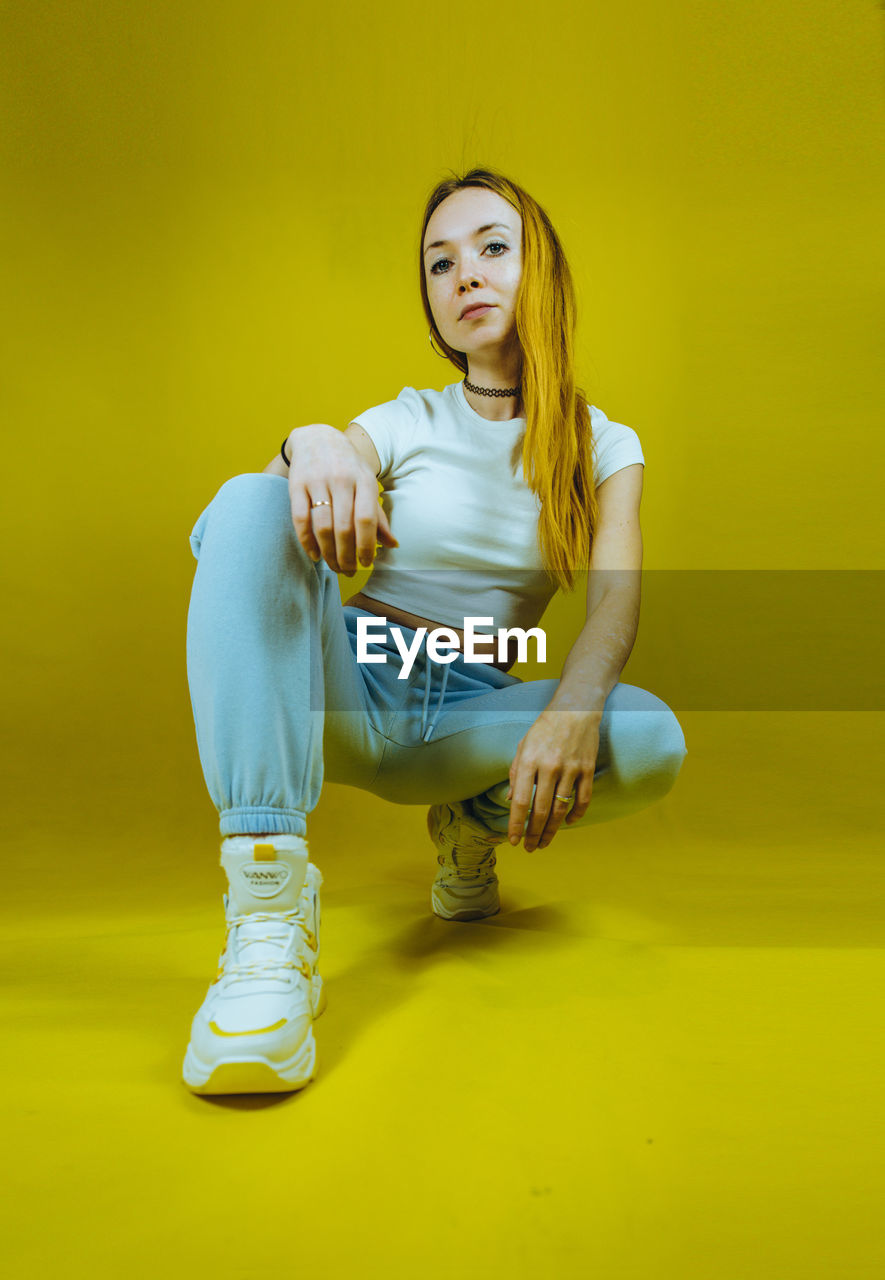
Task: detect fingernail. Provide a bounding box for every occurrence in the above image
[509,835,518,845]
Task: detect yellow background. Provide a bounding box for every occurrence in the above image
[2,1,883,1276]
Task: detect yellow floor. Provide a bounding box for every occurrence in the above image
[4,712,883,1278]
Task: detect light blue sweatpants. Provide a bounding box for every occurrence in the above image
[186,474,687,839]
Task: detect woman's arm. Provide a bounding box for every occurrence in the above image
[545,462,644,716]
[506,462,644,850]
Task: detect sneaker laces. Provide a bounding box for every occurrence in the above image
[433,805,503,881]
[220,909,317,986]
[436,846,498,883]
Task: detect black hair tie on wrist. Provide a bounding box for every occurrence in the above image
[280,438,291,466]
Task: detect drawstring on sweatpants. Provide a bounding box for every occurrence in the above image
[419,637,451,743]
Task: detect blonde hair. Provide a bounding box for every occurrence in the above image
[419,166,598,592]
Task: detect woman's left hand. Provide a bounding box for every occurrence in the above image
[505,709,601,851]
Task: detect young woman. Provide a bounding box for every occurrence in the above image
[181,168,688,1096]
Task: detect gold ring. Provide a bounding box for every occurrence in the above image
[311,499,332,508]
[554,793,572,802]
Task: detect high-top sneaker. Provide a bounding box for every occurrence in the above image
[182,834,324,1095]
[428,800,505,921]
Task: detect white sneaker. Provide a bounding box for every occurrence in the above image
[428,801,504,921]
[182,835,325,1095]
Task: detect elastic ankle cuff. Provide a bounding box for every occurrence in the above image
[219,807,307,837]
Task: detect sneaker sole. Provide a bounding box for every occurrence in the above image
[431,887,500,921]
[433,903,500,921]
[181,974,326,1096]
[182,1029,316,1095]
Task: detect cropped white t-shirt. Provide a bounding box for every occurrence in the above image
[349,379,644,632]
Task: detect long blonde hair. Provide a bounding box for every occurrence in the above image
[419,166,599,592]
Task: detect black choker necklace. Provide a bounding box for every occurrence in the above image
[464,375,521,398]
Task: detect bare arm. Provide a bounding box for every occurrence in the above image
[545,463,644,716]
[505,462,645,850]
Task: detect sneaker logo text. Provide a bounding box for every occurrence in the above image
[240,865,291,897]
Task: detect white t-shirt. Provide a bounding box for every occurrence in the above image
[349,379,644,632]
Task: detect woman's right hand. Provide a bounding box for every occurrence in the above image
[285,424,398,576]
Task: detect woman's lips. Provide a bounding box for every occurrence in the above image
[460,305,494,320]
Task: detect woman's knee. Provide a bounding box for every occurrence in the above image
[190,473,287,557]
[189,472,319,578]
[206,472,291,529]
[613,707,688,798]
[652,724,688,799]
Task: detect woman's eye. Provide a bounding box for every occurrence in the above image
[430,241,508,276]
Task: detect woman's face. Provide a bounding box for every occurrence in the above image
[423,187,523,358]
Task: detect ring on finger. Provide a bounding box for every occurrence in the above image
[554,792,572,803]
[310,498,332,509]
